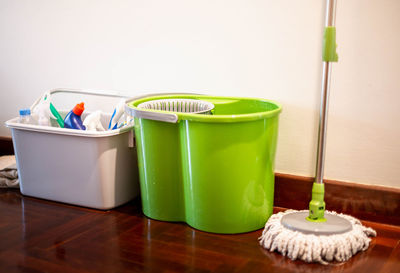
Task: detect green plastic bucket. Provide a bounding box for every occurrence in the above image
[126,94,282,234]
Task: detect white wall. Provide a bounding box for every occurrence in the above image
[1,0,399,188]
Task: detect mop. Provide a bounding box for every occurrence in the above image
[259,0,376,264]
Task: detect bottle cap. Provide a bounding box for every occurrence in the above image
[72,102,85,116]
[19,109,31,116]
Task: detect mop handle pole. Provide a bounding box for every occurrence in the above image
[315,0,337,184]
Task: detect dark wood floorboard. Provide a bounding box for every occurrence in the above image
[0,189,399,273]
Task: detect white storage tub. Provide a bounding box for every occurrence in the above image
[5,89,139,209]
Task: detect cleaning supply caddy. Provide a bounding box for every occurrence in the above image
[6,89,140,209]
[126,94,282,234]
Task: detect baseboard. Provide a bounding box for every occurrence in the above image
[274,173,400,226]
[1,136,398,225]
[0,137,13,155]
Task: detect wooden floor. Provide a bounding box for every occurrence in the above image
[0,189,399,273]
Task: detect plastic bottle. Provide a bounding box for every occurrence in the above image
[36,100,51,126]
[108,99,126,130]
[32,93,52,126]
[83,110,105,131]
[49,102,64,128]
[19,109,35,124]
[64,102,86,130]
[43,92,64,127]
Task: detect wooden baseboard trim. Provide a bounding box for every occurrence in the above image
[0,137,13,155]
[274,173,400,226]
[1,137,398,225]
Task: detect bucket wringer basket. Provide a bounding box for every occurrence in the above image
[138,98,214,114]
[126,94,282,234]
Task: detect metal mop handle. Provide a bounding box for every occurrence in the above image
[315,0,337,184]
[308,0,338,221]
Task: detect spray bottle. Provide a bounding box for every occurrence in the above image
[44,93,64,128]
[32,96,51,126]
[64,102,86,130]
[83,110,105,131]
[32,92,64,127]
[108,99,126,130]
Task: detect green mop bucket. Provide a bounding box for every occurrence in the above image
[126,94,282,234]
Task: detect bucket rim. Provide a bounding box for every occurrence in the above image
[127,94,282,123]
[5,117,134,138]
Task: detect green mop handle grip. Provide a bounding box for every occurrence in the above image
[323,26,338,62]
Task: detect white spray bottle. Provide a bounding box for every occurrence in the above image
[108,99,126,130]
[83,111,105,131]
[32,93,52,126]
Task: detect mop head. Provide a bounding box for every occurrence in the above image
[259,210,376,264]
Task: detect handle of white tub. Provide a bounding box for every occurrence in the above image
[30,88,130,110]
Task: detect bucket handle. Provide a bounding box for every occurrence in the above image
[124,93,204,123]
[124,106,179,123]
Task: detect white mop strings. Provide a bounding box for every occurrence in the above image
[259,210,376,264]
